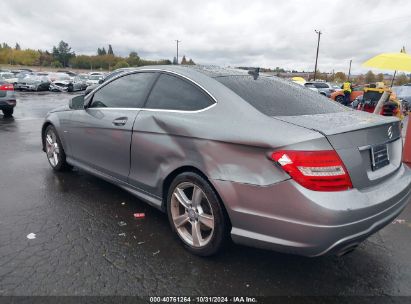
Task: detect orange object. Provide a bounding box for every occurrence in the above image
[403,118,411,166]
[330,85,368,103]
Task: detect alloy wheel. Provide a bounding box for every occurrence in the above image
[170,182,215,247]
[45,129,60,167]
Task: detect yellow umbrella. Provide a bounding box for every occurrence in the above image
[362,52,411,72]
[291,76,306,84]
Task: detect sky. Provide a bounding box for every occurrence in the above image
[0,0,410,74]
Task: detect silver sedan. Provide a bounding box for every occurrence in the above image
[41,66,411,256]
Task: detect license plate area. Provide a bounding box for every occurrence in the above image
[370,144,389,171]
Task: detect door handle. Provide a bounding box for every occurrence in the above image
[112,117,128,126]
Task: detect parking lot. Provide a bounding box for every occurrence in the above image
[0,91,410,297]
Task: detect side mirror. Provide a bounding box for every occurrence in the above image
[69,95,85,110]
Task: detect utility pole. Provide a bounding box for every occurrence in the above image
[348,60,352,81]
[313,30,322,81]
[175,40,181,65]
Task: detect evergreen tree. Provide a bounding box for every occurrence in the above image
[15,43,21,50]
[52,40,75,67]
[108,44,114,55]
[181,55,187,65]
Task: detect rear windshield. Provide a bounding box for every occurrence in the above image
[215,75,346,116]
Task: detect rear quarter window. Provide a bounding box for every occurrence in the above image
[215,76,347,116]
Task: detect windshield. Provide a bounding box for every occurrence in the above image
[215,75,347,116]
[0,73,14,79]
[90,75,102,80]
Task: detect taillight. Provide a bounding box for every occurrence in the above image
[271,150,353,192]
[0,83,14,91]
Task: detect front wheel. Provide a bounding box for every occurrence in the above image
[167,172,229,256]
[44,125,72,171]
[335,95,344,104]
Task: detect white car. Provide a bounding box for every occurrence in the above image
[86,74,104,86]
[0,72,18,85]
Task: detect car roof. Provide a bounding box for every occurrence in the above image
[127,65,251,79]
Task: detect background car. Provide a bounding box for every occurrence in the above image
[331,84,368,104]
[57,70,77,78]
[86,74,104,86]
[14,74,50,91]
[392,85,411,110]
[304,82,335,97]
[0,77,16,116]
[49,73,73,92]
[41,66,411,257]
[0,72,19,85]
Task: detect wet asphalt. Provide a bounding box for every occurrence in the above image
[0,91,410,297]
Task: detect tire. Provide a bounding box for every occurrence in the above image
[335,95,344,104]
[44,125,72,171]
[2,108,13,117]
[167,172,229,256]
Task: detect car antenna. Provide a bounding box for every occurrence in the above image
[248,67,260,80]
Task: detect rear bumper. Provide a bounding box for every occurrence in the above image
[0,100,16,109]
[212,164,411,257]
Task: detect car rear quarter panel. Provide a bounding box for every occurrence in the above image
[129,90,329,200]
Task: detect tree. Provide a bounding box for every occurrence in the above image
[395,73,409,86]
[15,43,21,50]
[365,70,376,83]
[126,51,140,66]
[376,73,384,82]
[113,60,129,69]
[97,47,107,56]
[107,44,114,55]
[52,40,75,67]
[355,74,365,84]
[187,59,195,65]
[172,56,178,65]
[334,71,346,82]
[38,50,53,66]
[181,55,187,65]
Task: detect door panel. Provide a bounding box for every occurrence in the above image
[68,108,140,181]
[67,72,157,182]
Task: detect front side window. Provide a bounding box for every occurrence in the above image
[90,72,156,108]
[145,74,214,111]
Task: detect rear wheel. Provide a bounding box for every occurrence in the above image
[44,125,72,171]
[167,172,229,256]
[2,108,13,117]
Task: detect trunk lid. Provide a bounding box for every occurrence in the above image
[275,111,403,189]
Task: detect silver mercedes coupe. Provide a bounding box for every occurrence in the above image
[41,66,411,256]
